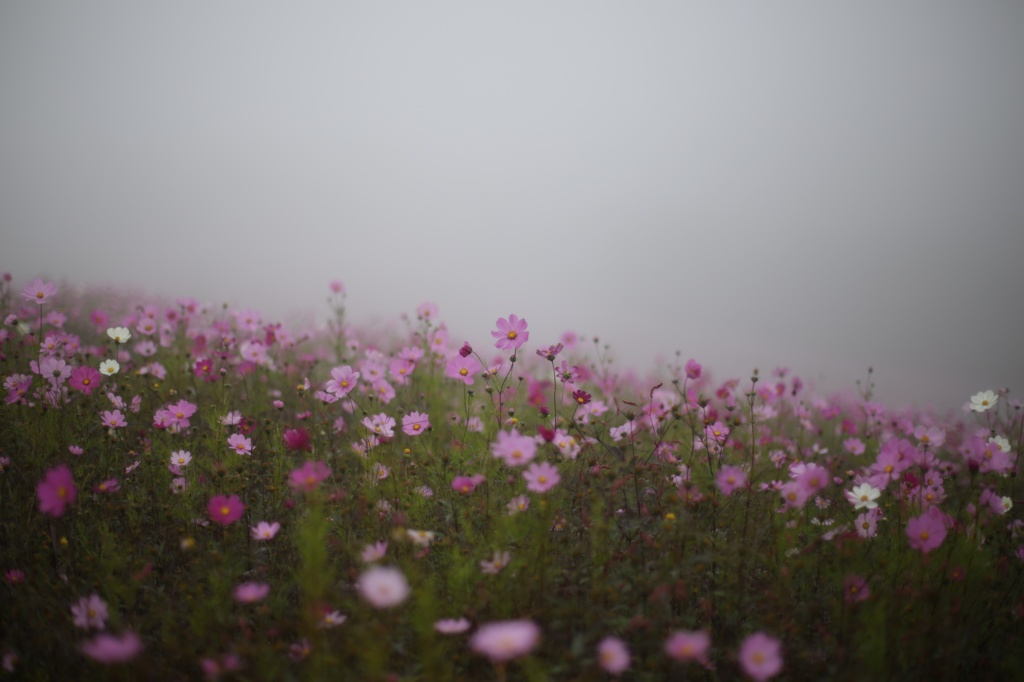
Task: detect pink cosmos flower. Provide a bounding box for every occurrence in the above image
[507,494,530,515]
[71,594,109,630]
[22,278,57,304]
[39,357,72,386]
[491,314,529,351]
[491,429,537,467]
[81,631,143,664]
[402,411,430,436]
[167,400,197,429]
[446,354,481,385]
[906,506,948,553]
[716,465,747,496]
[251,521,280,540]
[234,582,270,604]
[523,461,560,493]
[227,434,252,456]
[739,632,783,681]
[434,618,471,634]
[470,620,541,663]
[362,413,396,438]
[329,279,345,295]
[664,629,711,664]
[779,481,809,510]
[283,427,312,452]
[597,636,631,675]
[94,478,120,494]
[844,574,870,603]
[852,511,878,540]
[843,438,865,455]
[69,366,103,395]
[200,652,244,679]
[100,410,127,429]
[360,540,388,563]
[208,495,244,526]
[289,461,331,493]
[37,464,77,517]
[325,365,359,396]
[357,566,410,609]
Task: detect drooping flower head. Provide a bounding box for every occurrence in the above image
[491,314,529,351]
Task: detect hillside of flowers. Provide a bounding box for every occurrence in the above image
[1,274,1021,680]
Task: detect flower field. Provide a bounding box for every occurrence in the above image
[1,275,1021,680]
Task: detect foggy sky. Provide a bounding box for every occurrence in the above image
[2,2,1023,410]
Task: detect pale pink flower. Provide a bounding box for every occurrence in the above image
[22,278,56,304]
[325,365,359,396]
[227,434,252,456]
[357,566,410,609]
[446,354,481,385]
[71,594,108,630]
[597,636,631,675]
[523,461,560,493]
[716,465,747,496]
[402,411,430,436]
[491,429,537,467]
[479,550,511,575]
[739,632,783,681]
[906,506,948,553]
[664,629,710,664]
[360,540,388,563]
[507,494,530,515]
[234,582,270,604]
[470,620,540,662]
[100,409,127,429]
[251,521,280,540]
[434,618,471,634]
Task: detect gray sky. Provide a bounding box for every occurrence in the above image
[2,1,1023,410]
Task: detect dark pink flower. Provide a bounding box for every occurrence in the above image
[451,474,485,495]
[458,342,473,358]
[37,464,77,517]
[685,359,702,380]
[283,427,311,452]
[491,314,529,351]
[69,366,103,395]
[208,495,244,526]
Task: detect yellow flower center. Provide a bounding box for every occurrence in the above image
[507,330,517,340]
[220,506,230,516]
[459,368,468,376]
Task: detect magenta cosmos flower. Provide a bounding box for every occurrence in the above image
[80,631,143,664]
[491,429,537,467]
[523,461,560,493]
[208,494,244,526]
[739,632,783,681]
[22,278,57,304]
[491,314,529,351]
[357,565,410,609]
[451,474,485,495]
[69,366,103,395]
[289,460,331,493]
[470,620,541,663]
[283,427,312,452]
[38,464,77,517]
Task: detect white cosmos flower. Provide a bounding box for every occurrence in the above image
[845,483,881,510]
[107,327,132,344]
[99,359,120,376]
[970,390,998,413]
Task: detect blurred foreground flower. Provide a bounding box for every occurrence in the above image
[470,620,540,663]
